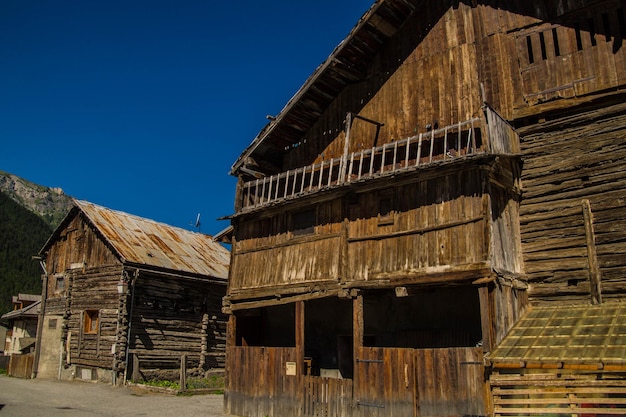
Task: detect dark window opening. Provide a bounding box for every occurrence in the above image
[235,304,295,347]
[588,18,597,46]
[539,31,547,59]
[304,298,353,379]
[552,28,561,56]
[575,22,583,50]
[619,8,626,39]
[363,287,482,349]
[54,276,64,294]
[378,193,395,225]
[526,35,534,64]
[48,318,58,329]
[292,208,316,236]
[602,13,612,42]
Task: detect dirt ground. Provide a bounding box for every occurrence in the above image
[0,375,230,417]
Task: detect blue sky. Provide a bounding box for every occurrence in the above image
[1,0,371,235]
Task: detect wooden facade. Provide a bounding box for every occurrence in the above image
[35,200,230,384]
[225,1,626,416]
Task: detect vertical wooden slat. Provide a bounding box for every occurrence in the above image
[582,199,602,304]
[416,133,423,166]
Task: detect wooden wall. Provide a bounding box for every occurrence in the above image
[519,100,626,304]
[66,265,123,370]
[130,273,227,375]
[346,168,490,282]
[230,162,522,293]
[44,213,120,281]
[225,346,487,417]
[275,0,626,174]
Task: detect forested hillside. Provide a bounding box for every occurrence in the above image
[0,191,53,314]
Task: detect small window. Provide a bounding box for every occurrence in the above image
[54,276,65,294]
[292,208,316,236]
[48,319,58,329]
[83,310,99,334]
[378,192,395,226]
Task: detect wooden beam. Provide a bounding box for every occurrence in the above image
[582,199,602,304]
[295,301,304,377]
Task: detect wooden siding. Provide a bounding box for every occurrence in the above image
[520,101,626,304]
[491,371,626,416]
[230,162,521,296]
[225,346,487,417]
[225,347,300,417]
[44,214,120,282]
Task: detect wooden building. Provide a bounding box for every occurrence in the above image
[35,200,230,384]
[224,0,626,416]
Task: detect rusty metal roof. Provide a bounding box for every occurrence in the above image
[486,303,626,368]
[73,200,230,279]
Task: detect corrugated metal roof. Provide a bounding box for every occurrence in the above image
[486,303,626,367]
[74,200,230,279]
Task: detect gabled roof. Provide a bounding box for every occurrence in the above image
[42,200,230,280]
[1,300,41,321]
[486,303,626,369]
[230,0,420,175]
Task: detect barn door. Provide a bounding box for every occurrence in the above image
[355,347,415,417]
[415,347,486,417]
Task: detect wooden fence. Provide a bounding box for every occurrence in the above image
[8,353,34,378]
[491,372,626,416]
[226,346,486,417]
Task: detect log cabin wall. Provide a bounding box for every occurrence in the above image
[518,100,626,305]
[129,272,227,378]
[66,266,122,371]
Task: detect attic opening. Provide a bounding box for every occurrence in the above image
[364,286,483,349]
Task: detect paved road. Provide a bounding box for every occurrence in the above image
[0,375,229,417]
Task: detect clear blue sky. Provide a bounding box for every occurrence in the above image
[1,0,371,235]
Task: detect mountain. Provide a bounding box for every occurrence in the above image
[0,171,73,314]
[0,171,73,229]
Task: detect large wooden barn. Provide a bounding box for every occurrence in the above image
[35,200,230,384]
[223,0,626,416]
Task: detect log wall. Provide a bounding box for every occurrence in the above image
[130,273,227,374]
[519,101,626,304]
[66,265,122,370]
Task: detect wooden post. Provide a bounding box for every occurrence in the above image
[132,353,140,382]
[180,354,187,390]
[582,199,602,304]
[353,293,363,395]
[225,315,236,392]
[295,301,305,375]
[341,112,353,183]
[478,286,494,352]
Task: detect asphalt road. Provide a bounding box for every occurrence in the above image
[0,375,229,417]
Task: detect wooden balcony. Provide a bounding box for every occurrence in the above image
[239,105,519,213]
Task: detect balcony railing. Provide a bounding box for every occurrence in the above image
[240,105,519,212]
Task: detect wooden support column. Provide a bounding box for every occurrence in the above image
[225,314,236,391]
[295,301,305,376]
[582,199,602,304]
[478,285,494,352]
[340,112,353,183]
[353,293,363,388]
